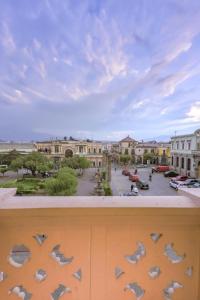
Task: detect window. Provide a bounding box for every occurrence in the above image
[171,142,174,150]
[88,148,90,153]
[171,156,174,165]
[181,141,184,150]
[55,145,59,153]
[94,148,96,153]
[197,143,200,150]
[125,149,128,155]
[176,141,179,150]
[99,149,101,153]
[99,161,101,167]
[187,158,191,171]
[181,157,184,169]
[176,157,179,167]
[163,149,166,156]
[187,141,191,150]
[79,146,83,153]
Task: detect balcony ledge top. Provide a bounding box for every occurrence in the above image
[0,188,199,209]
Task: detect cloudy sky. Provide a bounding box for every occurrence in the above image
[0,0,200,141]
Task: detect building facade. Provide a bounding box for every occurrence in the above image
[36,140,104,168]
[118,136,137,156]
[171,129,200,178]
[112,136,171,165]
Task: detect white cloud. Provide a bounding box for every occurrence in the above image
[187,101,200,121]
[1,89,29,104]
[1,21,16,53]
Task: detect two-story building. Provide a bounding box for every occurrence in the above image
[36,139,104,168]
[118,136,137,156]
[171,129,200,178]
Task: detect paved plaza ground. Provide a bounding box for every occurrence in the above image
[0,167,178,196]
[75,168,96,196]
[111,166,178,196]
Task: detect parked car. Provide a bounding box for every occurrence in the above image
[122,170,131,176]
[183,179,200,187]
[152,165,171,172]
[164,170,179,177]
[171,175,188,182]
[129,174,140,182]
[121,187,139,196]
[169,180,185,190]
[136,180,149,190]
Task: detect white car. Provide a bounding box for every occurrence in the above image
[120,187,139,196]
[169,180,185,190]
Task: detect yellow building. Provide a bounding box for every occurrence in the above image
[157,142,171,165]
[36,139,104,168]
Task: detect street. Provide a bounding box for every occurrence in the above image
[111,166,178,196]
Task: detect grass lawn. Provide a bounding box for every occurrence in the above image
[0,177,47,195]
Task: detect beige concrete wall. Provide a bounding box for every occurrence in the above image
[0,189,200,300]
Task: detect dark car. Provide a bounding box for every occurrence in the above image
[136,180,149,190]
[164,170,179,177]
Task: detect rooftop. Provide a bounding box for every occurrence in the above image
[119,135,136,143]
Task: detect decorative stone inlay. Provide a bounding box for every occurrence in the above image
[150,233,162,243]
[148,266,161,279]
[51,284,71,300]
[164,243,185,264]
[125,242,146,264]
[73,268,82,281]
[163,281,183,300]
[0,271,7,282]
[8,245,31,268]
[33,234,47,245]
[124,282,145,299]
[185,266,193,277]
[50,245,74,266]
[115,267,125,279]
[35,269,47,282]
[9,285,32,300]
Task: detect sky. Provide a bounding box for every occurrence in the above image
[0,0,200,141]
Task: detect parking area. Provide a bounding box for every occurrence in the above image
[111,166,178,196]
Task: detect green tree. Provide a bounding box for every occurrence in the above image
[61,155,91,171]
[120,154,131,165]
[10,157,24,175]
[143,152,156,164]
[45,167,77,195]
[0,166,8,176]
[23,152,53,176]
[0,150,21,165]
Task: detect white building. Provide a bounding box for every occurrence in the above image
[171,129,200,178]
[0,142,36,155]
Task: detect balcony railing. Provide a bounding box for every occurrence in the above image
[0,188,200,300]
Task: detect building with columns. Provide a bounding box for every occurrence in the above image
[36,139,104,168]
[170,129,200,178]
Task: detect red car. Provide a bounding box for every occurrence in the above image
[129,174,140,182]
[171,175,188,182]
[152,165,171,172]
[122,170,131,176]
